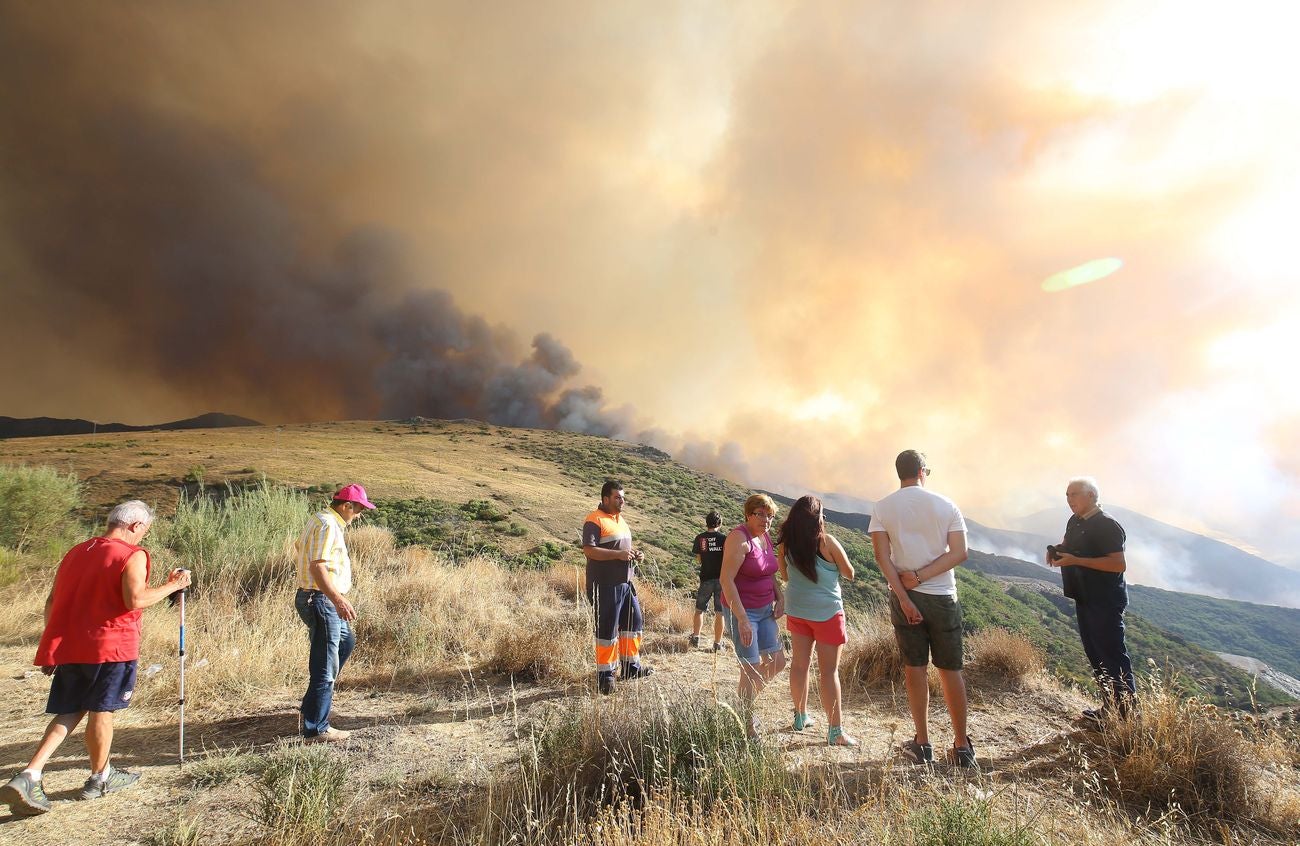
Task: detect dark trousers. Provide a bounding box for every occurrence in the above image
[295,589,356,737]
[1075,600,1136,713]
[587,581,643,684]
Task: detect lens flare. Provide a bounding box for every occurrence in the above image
[1042,257,1123,292]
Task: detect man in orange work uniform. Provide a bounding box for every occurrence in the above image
[0,500,191,815]
[582,480,653,695]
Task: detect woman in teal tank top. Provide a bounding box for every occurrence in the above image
[777,495,858,746]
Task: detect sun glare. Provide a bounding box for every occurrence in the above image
[791,391,853,422]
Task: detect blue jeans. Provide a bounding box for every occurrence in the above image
[295,589,355,737]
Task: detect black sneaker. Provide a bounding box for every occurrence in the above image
[1079,707,1109,728]
[688,634,701,648]
[953,737,977,769]
[598,676,616,696]
[79,765,141,800]
[0,772,51,815]
[619,664,654,681]
[900,736,934,764]
[712,641,725,653]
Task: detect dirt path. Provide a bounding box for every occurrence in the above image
[0,641,1096,845]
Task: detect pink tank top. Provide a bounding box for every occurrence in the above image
[724,524,777,609]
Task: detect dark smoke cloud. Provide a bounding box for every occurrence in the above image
[0,3,626,434]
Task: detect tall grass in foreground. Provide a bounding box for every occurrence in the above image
[353,528,592,684]
[1074,671,1299,836]
[290,678,1298,846]
[318,687,1201,846]
[128,521,620,709]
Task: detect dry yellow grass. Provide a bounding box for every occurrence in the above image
[968,626,1046,682]
[1077,674,1300,837]
[635,579,695,634]
[841,614,902,688]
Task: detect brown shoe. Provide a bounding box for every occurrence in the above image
[305,727,351,744]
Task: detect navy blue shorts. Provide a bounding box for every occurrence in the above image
[46,661,138,714]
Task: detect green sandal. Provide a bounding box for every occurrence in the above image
[827,726,859,747]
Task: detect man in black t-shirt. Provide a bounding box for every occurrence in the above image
[689,511,727,651]
[1047,477,1136,722]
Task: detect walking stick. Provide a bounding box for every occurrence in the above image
[178,587,186,766]
[169,570,190,767]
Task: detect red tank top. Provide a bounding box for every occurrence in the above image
[34,536,151,665]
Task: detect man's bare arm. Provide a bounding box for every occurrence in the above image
[870,533,909,596]
[121,551,191,610]
[918,531,968,581]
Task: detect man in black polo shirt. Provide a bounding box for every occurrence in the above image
[1047,476,1135,723]
[689,511,727,651]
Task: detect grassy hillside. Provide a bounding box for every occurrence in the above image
[0,420,1288,708]
[1128,584,1300,680]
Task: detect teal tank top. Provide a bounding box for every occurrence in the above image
[783,554,843,622]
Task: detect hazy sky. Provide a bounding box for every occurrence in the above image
[3,1,1299,567]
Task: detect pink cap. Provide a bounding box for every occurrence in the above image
[334,484,376,510]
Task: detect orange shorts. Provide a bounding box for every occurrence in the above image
[785,612,847,645]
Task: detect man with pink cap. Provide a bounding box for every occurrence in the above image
[294,484,375,743]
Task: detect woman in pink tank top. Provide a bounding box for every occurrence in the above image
[720,493,787,739]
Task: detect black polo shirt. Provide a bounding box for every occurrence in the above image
[1061,510,1128,605]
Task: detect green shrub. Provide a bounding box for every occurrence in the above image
[515,690,794,828]
[187,747,266,788]
[145,814,205,846]
[0,465,82,553]
[460,498,508,522]
[910,796,1036,846]
[371,497,460,547]
[152,482,308,591]
[509,540,568,570]
[256,744,348,841]
[0,547,21,589]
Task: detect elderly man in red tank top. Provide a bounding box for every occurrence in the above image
[0,501,190,816]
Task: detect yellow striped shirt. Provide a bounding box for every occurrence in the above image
[295,509,352,593]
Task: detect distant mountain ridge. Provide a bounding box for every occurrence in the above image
[0,412,261,439]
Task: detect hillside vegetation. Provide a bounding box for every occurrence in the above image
[0,421,1297,845]
[1127,584,1300,680]
[0,420,1288,710]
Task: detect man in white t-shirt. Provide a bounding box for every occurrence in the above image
[868,450,975,769]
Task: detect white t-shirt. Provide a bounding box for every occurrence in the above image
[868,485,966,597]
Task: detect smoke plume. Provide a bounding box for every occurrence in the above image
[4,2,1300,598]
[0,2,631,434]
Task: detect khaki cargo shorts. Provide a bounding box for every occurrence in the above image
[889,589,964,671]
